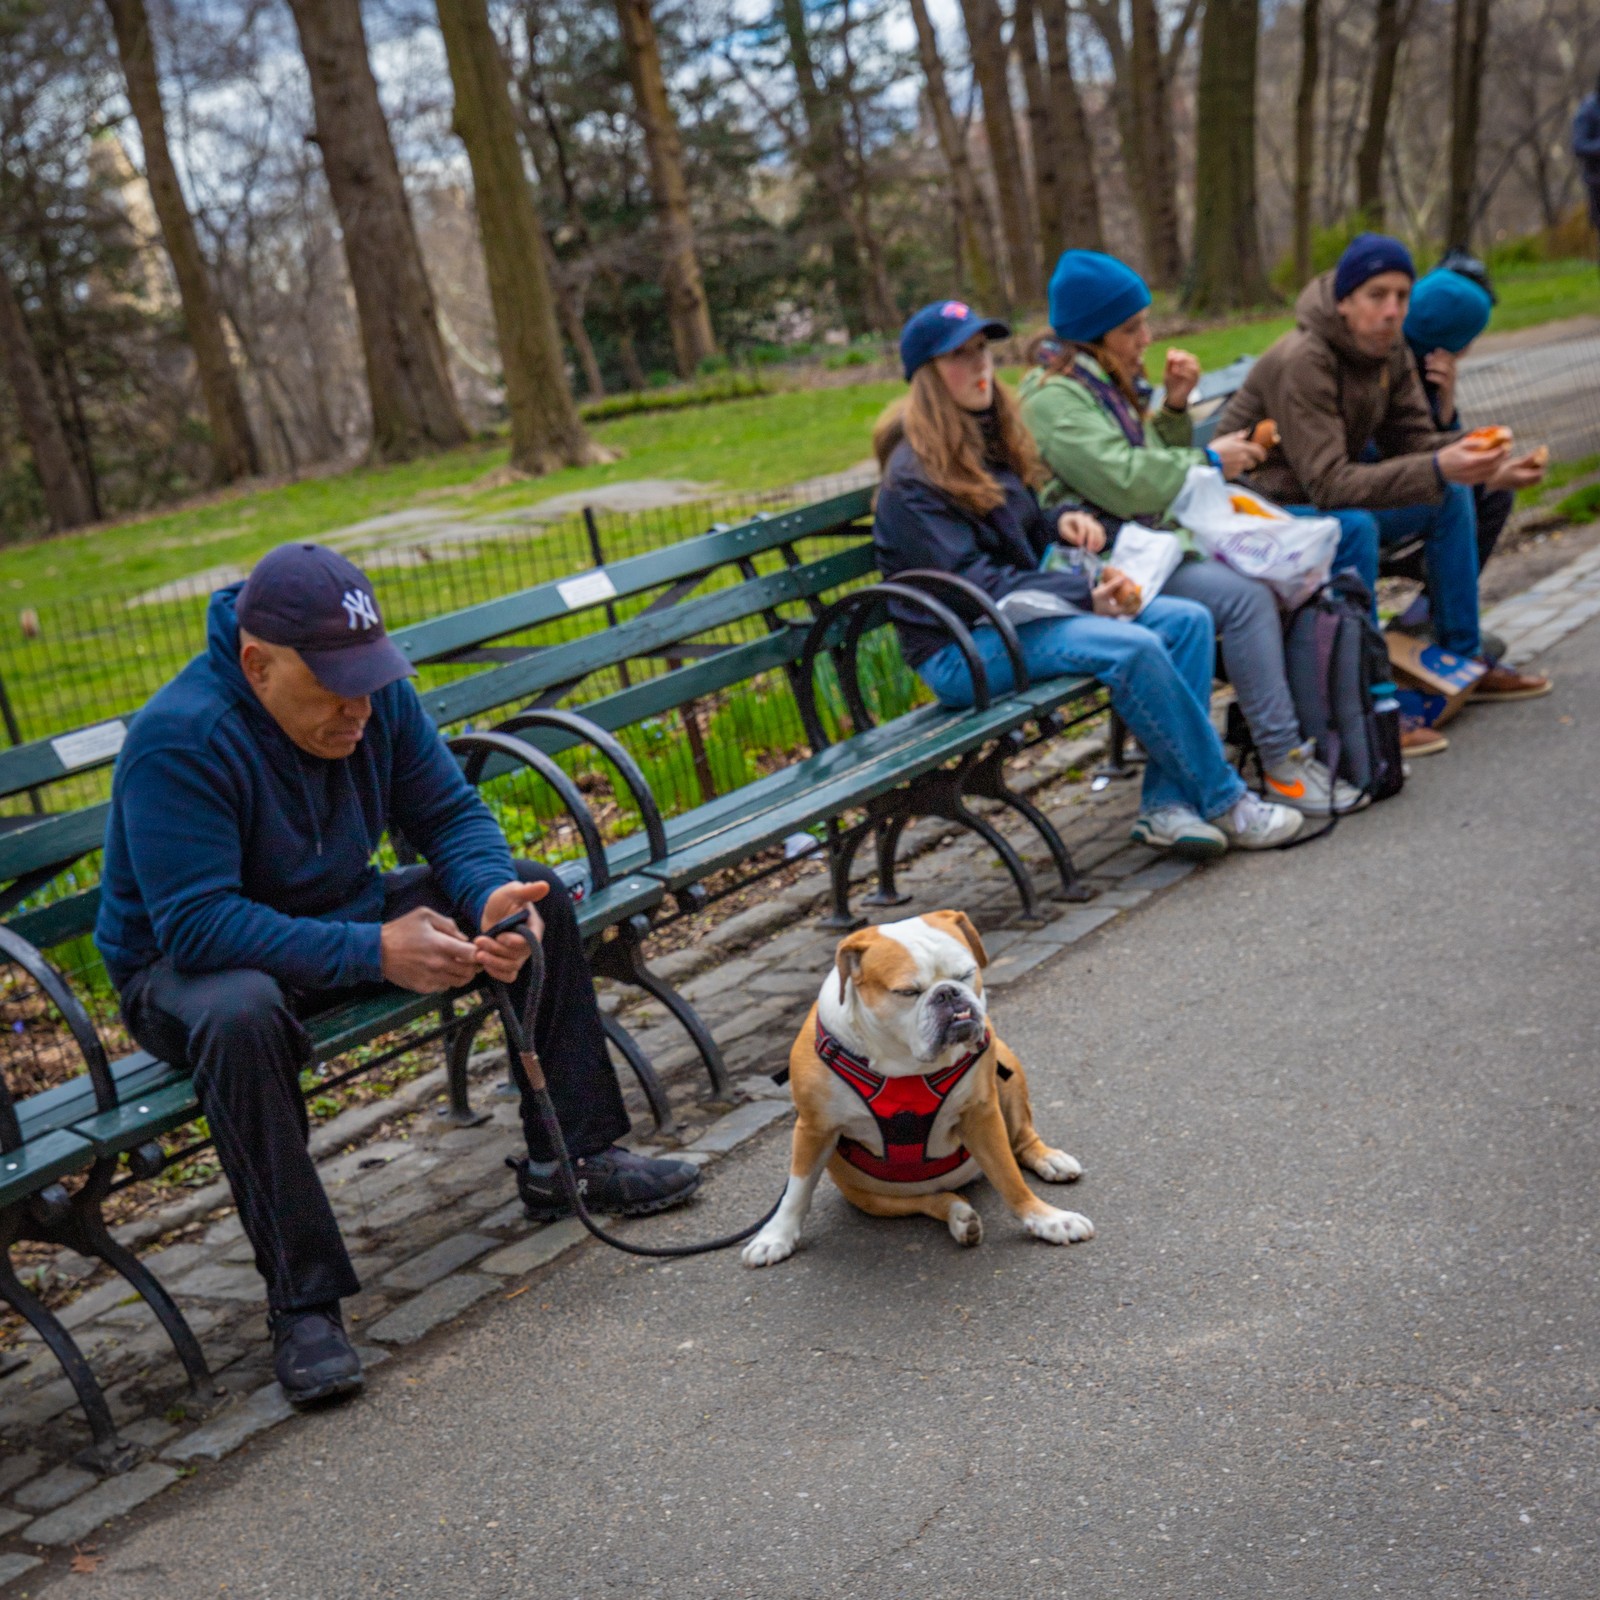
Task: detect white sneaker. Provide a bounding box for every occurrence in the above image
[1130,805,1227,859]
[1219,791,1304,850]
[1263,745,1371,816]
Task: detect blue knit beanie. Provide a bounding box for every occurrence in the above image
[1404,268,1494,354]
[1333,232,1415,301]
[1047,250,1152,344]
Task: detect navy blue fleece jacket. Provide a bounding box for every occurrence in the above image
[95,585,514,993]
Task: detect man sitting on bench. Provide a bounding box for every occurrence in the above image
[1216,232,1550,754]
[95,544,700,1405]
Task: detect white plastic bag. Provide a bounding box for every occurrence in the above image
[1168,464,1338,608]
[1103,522,1184,613]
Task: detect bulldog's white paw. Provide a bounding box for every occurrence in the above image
[742,1228,799,1268]
[946,1199,983,1247]
[1028,1147,1083,1183]
[1024,1207,1095,1245]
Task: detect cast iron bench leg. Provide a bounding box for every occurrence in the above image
[601,1013,676,1135]
[441,998,493,1128]
[816,815,869,932]
[1092,710,1138,790]
[861,814,914,910]
[0,1243,140,1476]
[963,736,1094,904]
[591,922,730,1097]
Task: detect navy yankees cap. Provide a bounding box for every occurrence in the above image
[237,543,414,698]
[899,299,1010,381]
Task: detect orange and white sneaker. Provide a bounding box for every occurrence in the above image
[1263,744,1369,816]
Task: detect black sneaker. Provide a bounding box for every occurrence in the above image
[271,1304,365,1407]
[509,1146,702,1222]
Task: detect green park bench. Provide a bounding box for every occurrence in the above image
[0,485,1111,1471]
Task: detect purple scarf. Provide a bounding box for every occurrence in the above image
[1070,359,1146,448]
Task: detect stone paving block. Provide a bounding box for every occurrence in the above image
[169,1262,265,1303]
[479,1198,533,1233]
[479,1218,589,1278]
[1121,857,1197,893]
[26,1461,179,1547]
[984,938,1064,987]
[749,968,831,998]
[0,1553,42,1589]
[680,955,766,1004]
[162,1382,294,1464]
[12,1464,94,1512]
[0,1507,30,1537]
[121,1416,179,1448]
[1029,904,1122,945]
[687,1097,792,1156]
[1091,886,1151,911]
[60,1274,142,1330]
[380,1232,497,1291]
[367,1273,498,1345]
[0,1450,40,1495]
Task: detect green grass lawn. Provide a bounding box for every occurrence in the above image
[1,257,1595,619]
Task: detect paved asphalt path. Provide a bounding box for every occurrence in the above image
[39,623,1600,1600]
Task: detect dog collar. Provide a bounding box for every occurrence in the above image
[813,1020,991,1085]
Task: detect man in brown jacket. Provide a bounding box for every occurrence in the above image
[1217,233,1549,730]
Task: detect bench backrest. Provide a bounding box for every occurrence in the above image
[0,487,880,957]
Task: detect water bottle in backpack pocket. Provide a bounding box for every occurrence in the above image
[1282,572,1404,806]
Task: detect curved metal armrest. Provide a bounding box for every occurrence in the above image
[448,731,611,892]
[0,924,115,1148]
[491,708,668,867]
[889,569,1030,693]
[799,582,989,750]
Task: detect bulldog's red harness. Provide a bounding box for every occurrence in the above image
[816,1022,991,1183]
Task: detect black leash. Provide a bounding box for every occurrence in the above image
[482,909,783,1259]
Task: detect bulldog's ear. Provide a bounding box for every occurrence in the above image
[929,909,988,970]
[834,928,878,1003]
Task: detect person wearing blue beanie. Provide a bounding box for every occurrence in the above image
[1215,236,1552,722]
[1047,250,1152,345]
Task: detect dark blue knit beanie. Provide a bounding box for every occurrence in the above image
[1048,250,1152,344]
[1333,233,1415,301]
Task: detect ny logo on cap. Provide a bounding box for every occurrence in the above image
[940,301,971,319]
[341,588,380,631]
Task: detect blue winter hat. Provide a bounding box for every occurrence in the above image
[1333,232,1415,301]
[1047,250,1152,344]
[898,299,1010,381]
[1404,267,1494,354]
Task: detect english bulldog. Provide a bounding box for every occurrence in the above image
[742,910,1093,1267]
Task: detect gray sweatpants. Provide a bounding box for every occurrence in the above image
[1162,557,1302,770]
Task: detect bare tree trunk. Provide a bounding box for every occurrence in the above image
[907,0,1003,306]
[285,0,467,462]
[958,0,1042,306]
[1186,0,1270,310]
[436,0,597,472]
[613,0,716,378]
[1039,0,1104,253]
[1294,0,1322,283]
[1127,0,1185,288]
[1014,0,1062,267]
[1354,0,1410,225]
[599,267,647,390]
[551,262,605,402]
[0,267,94,530]
[1446,0,1492,249]
[103,0,260,484]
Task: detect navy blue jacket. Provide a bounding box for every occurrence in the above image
[1573,93,1600,182]
[872,438,1092,668]
[95,586,514,993]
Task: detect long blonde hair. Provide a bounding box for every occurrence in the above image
[872,364,1042,516]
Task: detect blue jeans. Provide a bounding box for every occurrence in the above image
[1288,484,1482,654]
[917,595,1246,821]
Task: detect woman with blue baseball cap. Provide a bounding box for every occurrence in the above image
[871,299,1303,857]
[1019,250,1362,819]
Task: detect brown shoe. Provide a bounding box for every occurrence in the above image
[1401,716,1449,756]
[1474,663,1552,701]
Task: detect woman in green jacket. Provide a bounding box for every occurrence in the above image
[1019,249,1360,817]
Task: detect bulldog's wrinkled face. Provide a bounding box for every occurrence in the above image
[833,911,990,1064]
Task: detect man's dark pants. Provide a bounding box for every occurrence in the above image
[118,862,630,1313]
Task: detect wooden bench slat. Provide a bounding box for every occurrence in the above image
[0,1127,97,1210]
[16,1053,177,1144]
[70,1080,200,1158]
[418,544,872,730]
